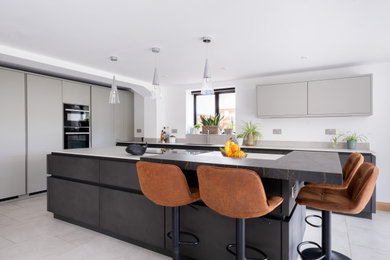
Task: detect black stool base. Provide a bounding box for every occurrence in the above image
[300,248,351,260]
[226,243,268,260]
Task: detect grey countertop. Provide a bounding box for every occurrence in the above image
[117,141,375,155]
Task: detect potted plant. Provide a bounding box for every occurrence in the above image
[240,121,262,146]
[200,114,224,135]
[169,135,176,143]
[224,122,233,135]
[236,133,244,146]
[343,131,367,150]
[194,124,201,134]
[330,134,342,149]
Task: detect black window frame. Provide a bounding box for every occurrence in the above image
[192,87,235,126]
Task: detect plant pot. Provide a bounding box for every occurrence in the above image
[236,138,244,146]
[202,125,218,135]
[245,134,256,146]
[347,140,357,150]
[224,129,233,135]
[169,137,176,143]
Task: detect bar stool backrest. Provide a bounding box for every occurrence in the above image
[342,153,364,187]
[347,162,379,214]
[197,165,269,219]
[136,161,195,207]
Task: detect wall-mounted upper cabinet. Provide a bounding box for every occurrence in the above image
[257,75,372,118]
[257,82,308,117]
[62,81,91,106]
[307,75,372,116]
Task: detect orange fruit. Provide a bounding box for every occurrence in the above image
[231,144,239,153]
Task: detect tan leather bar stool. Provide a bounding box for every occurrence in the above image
[296,162,379,260]
[305,153,364,228]
[197,165,283,260]
[136,161,200,260]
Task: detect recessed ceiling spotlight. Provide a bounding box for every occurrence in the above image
[300,56,309,59]
[110,56,118,62]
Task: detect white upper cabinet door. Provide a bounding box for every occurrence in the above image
[91,86,114,147]
[62,81,90,106]
[27,74,63,193]
[0,68,26,199]
[114,90,134,141]
[257,82,308,117]
[308,76,372,116]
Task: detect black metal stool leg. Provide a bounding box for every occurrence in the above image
[237,218,245,260]
[172,206,180,260]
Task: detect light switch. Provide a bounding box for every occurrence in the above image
[325,129,336,135]
[273,129,282,135]
[171,129,178,134]
[137,129,142,133]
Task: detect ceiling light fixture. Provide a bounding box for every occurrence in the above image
[201,36,214,95]
[151,47,160,99]
[109,56,120,104]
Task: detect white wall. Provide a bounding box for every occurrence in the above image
[158,62,390,203]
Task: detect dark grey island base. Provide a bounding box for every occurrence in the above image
[46,147,344,260]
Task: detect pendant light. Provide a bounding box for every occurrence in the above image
[109,56,120,104]
[201,36,214,95]
[151,47,160,99]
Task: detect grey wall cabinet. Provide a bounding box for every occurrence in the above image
[308,75,372,116]
[257,82,308,117]
[114,90,134,142]
[62,80,91,106]
[91,86,115,147]
[257,75,372,118]
[0,68,26,199]
[27,74,62,193]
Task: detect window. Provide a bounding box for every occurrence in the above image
[192,88,236,132]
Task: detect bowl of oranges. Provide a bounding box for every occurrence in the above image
[219,138,246,158]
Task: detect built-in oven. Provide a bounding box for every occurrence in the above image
[64,104,90,149]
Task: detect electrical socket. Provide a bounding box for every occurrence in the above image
[273,129,282,135]
[171,129,178,134]
[325,129,336,135]
[137,129,142,133]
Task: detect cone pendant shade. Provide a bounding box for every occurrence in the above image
[201,59,214,95]
[109,76,120,104]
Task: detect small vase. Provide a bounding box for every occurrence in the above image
[245,134,255,146]
[237,138,244,146]
[347,140,357,150]
[332,142,339,149]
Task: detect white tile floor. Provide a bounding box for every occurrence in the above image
[0,194,389,260]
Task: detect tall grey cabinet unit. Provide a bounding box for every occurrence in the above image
[114,90,134,142]
[0,68,26,199]
[91,86,115,147]
[62,81,91,106]
[27,74,63,193]
[257,82,308,117]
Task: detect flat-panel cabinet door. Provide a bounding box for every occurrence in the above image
[47,177,99,228]
[257,82,308,117]
[100,188,165,248]
[27,74,62,193]
[62,81,90,106]
[0,69,26,199]
[308,75,372,116]
[114,90,134,142]
[91,86,114,147]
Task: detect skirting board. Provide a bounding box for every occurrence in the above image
[376,202,390,211]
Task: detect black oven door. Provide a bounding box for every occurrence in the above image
[64,104,90,128]
[64,133,90,149]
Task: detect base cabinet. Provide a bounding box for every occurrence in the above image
[165,203,282,260]
[99,188,165,248]
[47,177,99,228]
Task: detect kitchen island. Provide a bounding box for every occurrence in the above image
[47,146,343,260]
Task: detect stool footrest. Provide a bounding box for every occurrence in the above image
[297,241,325,260]
[167,231,200,246]
[305,214,322,228]
[226,243,268,260]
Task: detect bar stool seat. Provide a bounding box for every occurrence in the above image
[136,161,200,260]
[304,152,364,227]
[197,165,283,260]
[296,162,379,260]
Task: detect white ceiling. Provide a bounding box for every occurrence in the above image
[0,0,390,87]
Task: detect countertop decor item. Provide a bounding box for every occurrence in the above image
[126,143,148,155]
[200,114,224,135]
[236,133,244,146]
[330,134,342,149]
[169,135,176,143]
[240,121,262,146]
[343,131,367,150]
